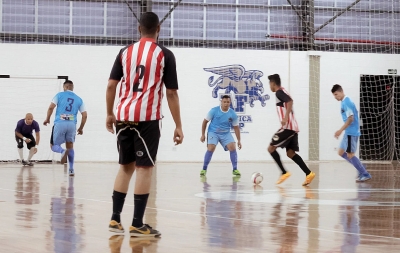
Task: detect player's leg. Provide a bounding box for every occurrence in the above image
[51,123,69,163]
[338,135,370,181]
[130,120,161,237]
[50,125,54,149]
[26,134,37,166]
[65,122,76,176]
[343,136,371,182]
[15,135,26,165]
[222,133,240,176]
[109,122,136,233]
[285,134,315,186]
[268,130,291,184]
[200,132,217,176]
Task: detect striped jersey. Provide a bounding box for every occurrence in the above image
[109,38,178,122]
[275,87,299,132]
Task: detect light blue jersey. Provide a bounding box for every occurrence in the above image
[206,106,238,133]
[52,91,86,124]
[341,96,360,136]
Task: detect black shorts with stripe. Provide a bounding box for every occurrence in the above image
[270,129,299,152]
[116,120,161,166]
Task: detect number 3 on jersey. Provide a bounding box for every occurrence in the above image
[65,98,74,112]
[133,65,145,92]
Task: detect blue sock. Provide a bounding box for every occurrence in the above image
[202,150,213,170]
[68,149,75,170]
[341,152,350,162]
[349,156,368,176]
[51,145,64,153]
[230,150,237,170]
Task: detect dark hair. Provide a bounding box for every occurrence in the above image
[64,80,73,85]
[221,95,231,100]
[139,12,160,35]
[268,74,281,86]
[331,84,343,93]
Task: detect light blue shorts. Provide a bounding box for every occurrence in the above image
[340,134,359,153]
[207,132,235,151]
[53,121,76,145]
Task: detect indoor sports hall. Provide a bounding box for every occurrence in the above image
[0,1,399,252]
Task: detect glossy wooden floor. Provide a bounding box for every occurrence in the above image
[1,161,400,253]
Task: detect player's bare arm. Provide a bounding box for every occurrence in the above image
[335,115,354,139]
[233,125,242,150]
[166,89,184,145]
[44,103,56,125]
[106,79,119,134]
[35,132,40,146]
[15,131,30,143]
[78,111,88,135]
[282,100,293,126]
[200,119,209,142]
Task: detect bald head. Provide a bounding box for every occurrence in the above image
[25,113,33,125]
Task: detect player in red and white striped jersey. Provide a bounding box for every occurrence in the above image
[267,74,315,186]
[106,12,183,237]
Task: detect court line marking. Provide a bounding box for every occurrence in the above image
[1,187,400,241]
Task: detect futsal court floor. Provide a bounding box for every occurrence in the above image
[1,161,400,253]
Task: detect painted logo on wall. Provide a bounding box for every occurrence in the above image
[204,64,270,133]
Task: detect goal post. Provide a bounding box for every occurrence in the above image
[0,75,68,163]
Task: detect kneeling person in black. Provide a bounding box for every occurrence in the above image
[15,113,40,166]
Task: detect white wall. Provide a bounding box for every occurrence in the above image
[0,44,398,162]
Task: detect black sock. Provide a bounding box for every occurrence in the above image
[132,193,149,228]
[270,150,287,174]
[111,190,127,223]
[291,154,311,175]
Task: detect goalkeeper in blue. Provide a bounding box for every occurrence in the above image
[331,84,371,182]
[200,95,242,177]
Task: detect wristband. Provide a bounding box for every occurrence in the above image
[23,137,26,141]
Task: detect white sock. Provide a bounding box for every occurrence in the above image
[18,148,24,161]
[28,148,35,161]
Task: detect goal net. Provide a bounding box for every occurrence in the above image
[0,76,64,162]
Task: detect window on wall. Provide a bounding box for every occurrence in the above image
[2,0,35,33]
[0,0,398,51]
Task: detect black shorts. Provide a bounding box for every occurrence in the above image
[16,134,36,150]
[50,125,54,145]
[116,120,161,166]
[270,129,299,152]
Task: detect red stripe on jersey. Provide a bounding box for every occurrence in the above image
[117,46,133,120]
[146,51,164,120]
[124,41,146,121]
[134,42,158,122]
